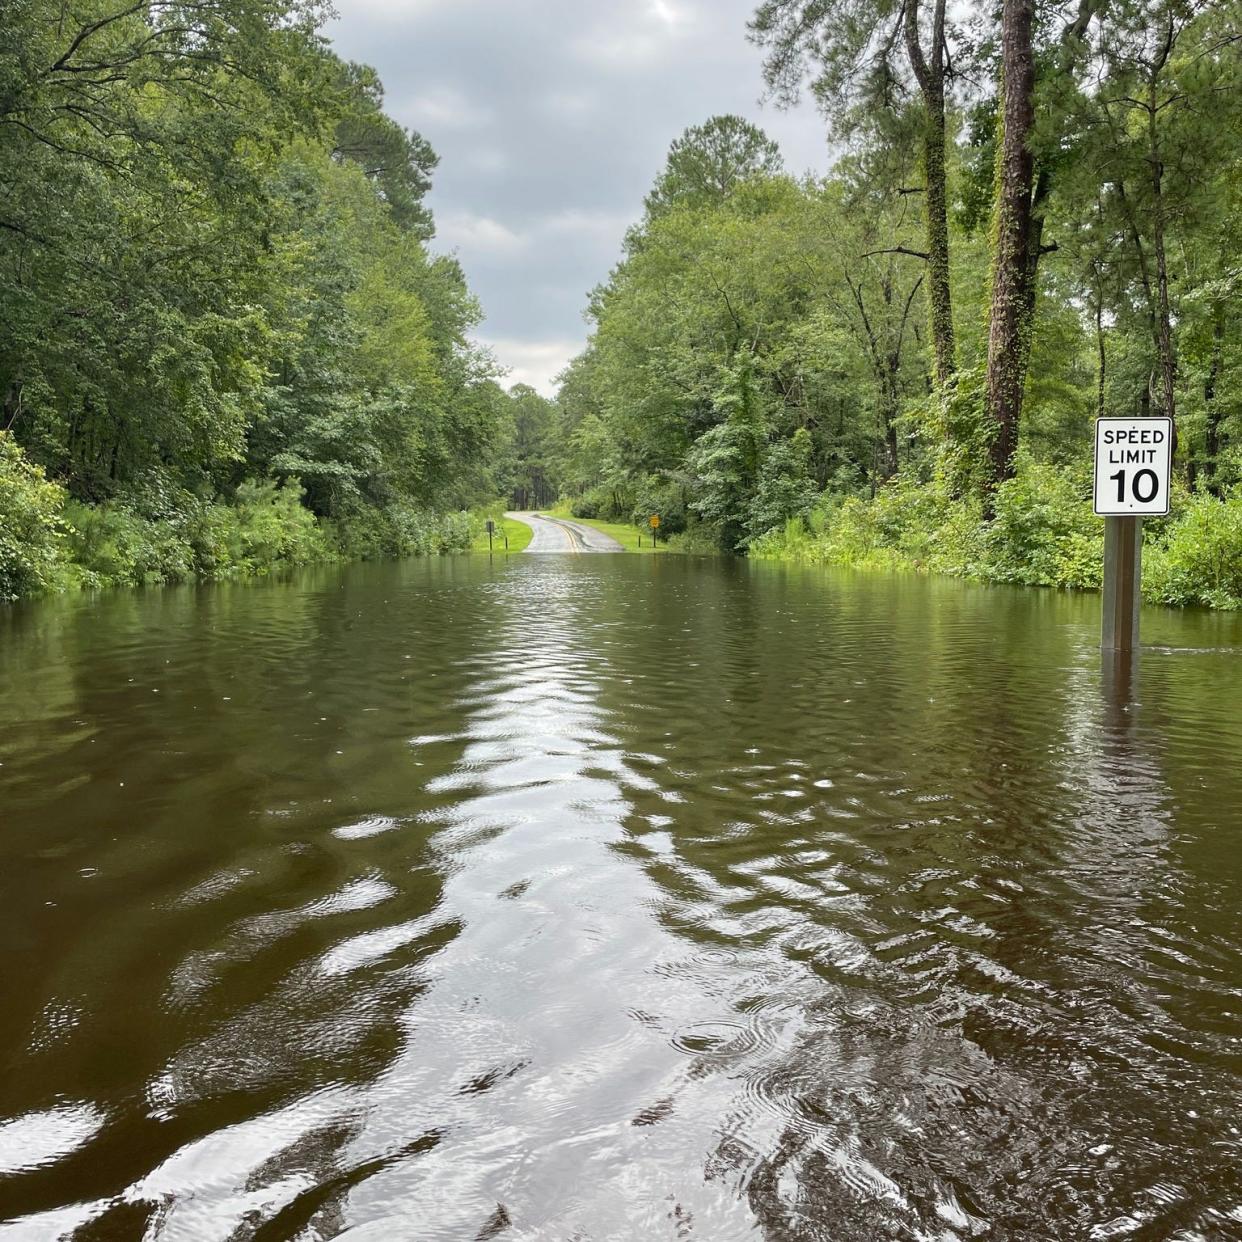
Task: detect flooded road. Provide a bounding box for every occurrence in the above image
[1,556,1240,1240]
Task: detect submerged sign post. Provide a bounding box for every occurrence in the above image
[1094,417,1172,652]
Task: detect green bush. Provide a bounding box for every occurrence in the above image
[754,460,1242,611]
[0,433,67,600]
[985,462,1102,589]
[331,502,472,560]
[1145,490,1242,608]
[62,479,332,590]
[63,501,195,588]
[569,490,602,519]
[770,477,985,575]
[2,447,478,601]
[230,479,329,573]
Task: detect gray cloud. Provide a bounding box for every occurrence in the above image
[326,0,831,392]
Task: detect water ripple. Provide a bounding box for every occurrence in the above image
[0,558,1239,1238]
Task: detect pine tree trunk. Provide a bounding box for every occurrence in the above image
[1095,288,1107,420]
[1148,79,1177,431]
[984,0,1037,490]
[905,0,955,388]
[1205,315,1224,495]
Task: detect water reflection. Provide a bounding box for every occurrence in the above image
[0,558,1240,1239]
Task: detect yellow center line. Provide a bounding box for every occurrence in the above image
[545,516,582,553]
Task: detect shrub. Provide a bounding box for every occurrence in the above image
[569,491,601,519]
[1144,490,1242,608]
[0,433,67,600]
[62,479,331,589]
[62,501,195,588]
[230,479,329,573]
[571,485,630,521]
[985,461,1102,589]
[331,502,472,559]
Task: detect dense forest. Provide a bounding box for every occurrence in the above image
[4,0,1241,608]
[519,0,1242,608]
[0,0,528,599]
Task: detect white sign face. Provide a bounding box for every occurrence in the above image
[1094,417,1173,516]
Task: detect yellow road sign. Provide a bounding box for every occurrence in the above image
[649,515,660,528]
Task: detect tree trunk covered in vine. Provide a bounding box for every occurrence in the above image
[1147,49,1178,433]
[984,0,1036,490]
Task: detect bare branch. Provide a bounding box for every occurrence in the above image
[861,246,930,261]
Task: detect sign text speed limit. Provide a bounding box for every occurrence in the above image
[1093,417,1172,516]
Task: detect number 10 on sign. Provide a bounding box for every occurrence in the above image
[1094,417,1172,516]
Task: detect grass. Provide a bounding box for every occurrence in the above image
[545,506,668,553]
[470,512,533,553]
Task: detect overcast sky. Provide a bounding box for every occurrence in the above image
[325,0,831,394]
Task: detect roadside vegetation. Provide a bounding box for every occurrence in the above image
[518,6,1242,607]
[0,0,540,601]
[6,0,1240,608]
[470,512,534,554]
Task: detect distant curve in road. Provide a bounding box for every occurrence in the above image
[506,512,624,554]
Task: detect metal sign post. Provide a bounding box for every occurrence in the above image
[1093,417,1172,652]
[649,514,660,549]
[486,518,495,553]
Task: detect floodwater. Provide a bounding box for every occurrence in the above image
[1,556,1240,1241]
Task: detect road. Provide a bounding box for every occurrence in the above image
[506,512,625,554]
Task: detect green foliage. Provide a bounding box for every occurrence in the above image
[61,481,329,589]
[755,464,1242,611]
[754,463,1108,592]
[985,462,1102,590]
[686,359,769,551]
[63,502,196,589]
[0,433,67,600]
[0,0,505,601]
[570,489,608,520]
[629,478,689,535]
[749,428,817,541]
[1145,492,1242,609]
[923,367,994,498]
[330,505,473,561]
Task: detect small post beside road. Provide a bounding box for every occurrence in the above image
[1093,416,1172,653]
[486,518,495,553]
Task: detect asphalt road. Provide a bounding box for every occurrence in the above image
[506,512,625,554]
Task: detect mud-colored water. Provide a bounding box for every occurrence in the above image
[1,556,1239,1239]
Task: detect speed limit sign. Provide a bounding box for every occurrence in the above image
[1094,417,1172,516]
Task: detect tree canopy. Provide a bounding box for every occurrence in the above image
[0,0,524,593]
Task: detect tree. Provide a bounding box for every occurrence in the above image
[687,357,768,550]
[497,385,560,509]
[980,0,1105,488]
[749,0,958,387]
[641,115,783,223]
[0,0,507,582]
[983,0,1038,489]
[332,62,439,239]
